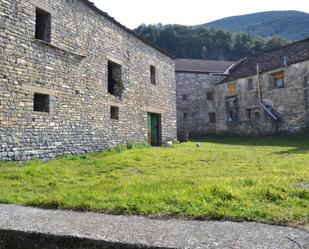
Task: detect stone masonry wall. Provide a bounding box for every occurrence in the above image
[215,60,309,135]
[176,72,223,136]
[0,0,177,161]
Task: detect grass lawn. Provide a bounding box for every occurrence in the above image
[0,135,308,227]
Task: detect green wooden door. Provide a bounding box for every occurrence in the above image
[147,113,152,145]
[147,113,161,146]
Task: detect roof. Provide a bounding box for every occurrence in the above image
[175,59,234,74]
[79,0,174,59]
[221,37,309,83]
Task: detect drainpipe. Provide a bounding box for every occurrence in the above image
[256,63,262,102]
[257,63,278,121]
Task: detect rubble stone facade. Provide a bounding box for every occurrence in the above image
[176,73,222,136]
[0,0,176,161]
[215,60,309,135]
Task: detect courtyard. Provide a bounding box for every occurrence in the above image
[0,135,308,228]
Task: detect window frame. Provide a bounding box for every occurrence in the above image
[110,106,119,120]
[206,91,214,101]
[35,7,51,43]
[150,65,156,85]
[208,112,216,123]
[271,71,285,89]
[33,93,50,113]
[247,78,253,91]
[246,108,252,120]
[107,60,123,97]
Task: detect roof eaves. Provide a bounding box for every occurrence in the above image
[79,0,175,59]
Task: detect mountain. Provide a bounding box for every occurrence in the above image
[202,11,309,40]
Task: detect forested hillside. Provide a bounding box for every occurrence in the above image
[135,24,289,61]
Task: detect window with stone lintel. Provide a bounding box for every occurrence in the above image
[108,61,124,98]
[33,93,50,113]
[35,7,51,43]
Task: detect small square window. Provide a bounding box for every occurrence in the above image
[247,79,253,90]
[182,94,187,101]
[33,93,50,113]
[206,92,213,100]
[209,112,216,123]
[35,8,51,43]
[271,71,285,88]
[150,65,156,85]
[110,106,119,120]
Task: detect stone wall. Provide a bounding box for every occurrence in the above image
[176,72,223,136]
[215,60,309,135]
[0,0,176,161]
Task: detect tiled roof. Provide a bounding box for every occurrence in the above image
[79,0,175,59]
[221,38,309,83]
[175,59,234,74]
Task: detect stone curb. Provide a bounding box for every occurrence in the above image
[0,205,308,249]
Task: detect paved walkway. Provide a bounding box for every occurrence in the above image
[0,204,308,249]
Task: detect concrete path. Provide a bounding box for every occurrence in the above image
[0,204,308,249]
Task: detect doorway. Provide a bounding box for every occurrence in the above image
[147,113,161,146]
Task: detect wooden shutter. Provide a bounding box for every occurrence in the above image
[271,71,284,79]
[227,83,237,96]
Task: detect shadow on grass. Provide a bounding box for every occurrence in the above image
[189,133,309,155]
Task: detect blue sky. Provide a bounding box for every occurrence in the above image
[91,0,309,29]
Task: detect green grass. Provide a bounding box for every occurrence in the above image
[0,135,309,227]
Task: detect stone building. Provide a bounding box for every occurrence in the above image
[0,0,177,161]
[215,38,309,135]
[175,59,234,136]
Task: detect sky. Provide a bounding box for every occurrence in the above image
[91,0,309,29]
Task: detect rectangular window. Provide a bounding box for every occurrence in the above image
[183,113,188,120]
[206,92,213,100]
[228,111,234,122]
[35,8,51,43]
[227,83,237,96]
[305,75,309,87]
[33,93,50,113]
[247,108,252,120]
[110,106,119,120]
[150,65,156,85]
[271,71,285,88]
[255,111,260,120]
[108,61,123,97]
[247,79,253,90]
[182,94,187,101]
[209,112,216,123]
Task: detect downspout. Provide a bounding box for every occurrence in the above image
[257,63,278,121]
[256,63,262,102]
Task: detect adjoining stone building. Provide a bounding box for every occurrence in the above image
[0,0,177,161]
[175,59,234,136]
[216,38,309,135]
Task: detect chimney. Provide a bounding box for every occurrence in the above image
[283,56,288,67]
